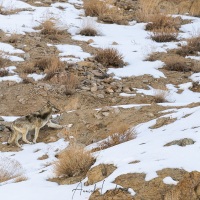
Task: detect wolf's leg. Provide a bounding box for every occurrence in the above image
[15,133,22,148]
[22,129,33,144]
[33,127,40,144]
[7,131,16,145]
[47,120,63,129]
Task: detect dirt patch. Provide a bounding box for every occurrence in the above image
[113,168,188,200]
[85,164,117,185]
[150,117,177,129]
[89,188,134,200]
[165,171,200,200]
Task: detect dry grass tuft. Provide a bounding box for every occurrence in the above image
[135,0,159,22]
[79,18,99,36]
[176,36,200,56]
[100,124,136,150]
[0,157,24,183]
[20,74,34,84]
[164,55,193,72]
[83,0,127,25]
[83,0,108,17]
[146,14,181,31]
[3,33,20,43]
[150,28,178,42]
[0,51,9,68]
[35,56,64,72]
[95,48,124,68]
[40,19,58,35]
[54,144,95,178]
[14,176,28,183]
[54,72,80,95]
[0,3,22,15]
[98,7,127,25]
[38,18,66,40]
[0,69,8,77]
[153,89,170,103]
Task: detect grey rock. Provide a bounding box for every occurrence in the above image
[97,94,104,99]
[0,125,4,131]
[164,138,195,147]
[0,117,4,121]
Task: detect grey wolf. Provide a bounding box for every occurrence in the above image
[7,101,63,148]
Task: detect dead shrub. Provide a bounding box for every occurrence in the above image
[20,74,34,84]
[79,18,99,36]
[22,64,36,74]
[83,0,127,25]
[38,18,66,40]
[54,144,95,178]
[176,36,200,56]
[100,125,136,150]
[146,14,181,31]
[0,3,22,15]
[164,56,193,72]
[83,0,108,17]
[0,51,9,68]
[80,27,98,36]
[35,56,64,72]
[135,0,159,22]
[14,176,28,183]
[98,7,128,25]
[150,28,178,42]
[0,69,8,77]
[3,33,20,43]
[55,72,80,95]
[95,48,124,68]
[0,157,24,183]
[153,89,169,103]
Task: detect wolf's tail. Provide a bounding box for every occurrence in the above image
[4,125,13,146]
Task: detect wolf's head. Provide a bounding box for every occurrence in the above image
[46,101,60,114]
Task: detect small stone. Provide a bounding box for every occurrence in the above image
[91,85,98,92]
[94,113,103,120]
[0,125,4,131]
[81,86,90,91]
[142,79,149,83]
[0,117,4,121]
[106,88,114,93]
[102,112,109,117]
[122,87,131,93]
[101,106,112,112]
[113,107,120,114]
[97,94,104,99]
[87,39,94,44]
[112,41,118,45]
[23,53,30,60]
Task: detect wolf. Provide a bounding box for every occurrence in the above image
[7,101,63,148]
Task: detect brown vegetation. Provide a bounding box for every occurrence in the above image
[99,124,136,150]
[146,14,181,31]
[54,144,95,178]
[176,35,200,56]
[95,48,124,68]
[0,69,8,77]
[164,55,193,72]
[0,51,9,68]
[0,157,24,183]
[83,0,108,17]
[150,28,178,42]
[83,0,127,25]
[35,55,64,73]
[153,89,169,103]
